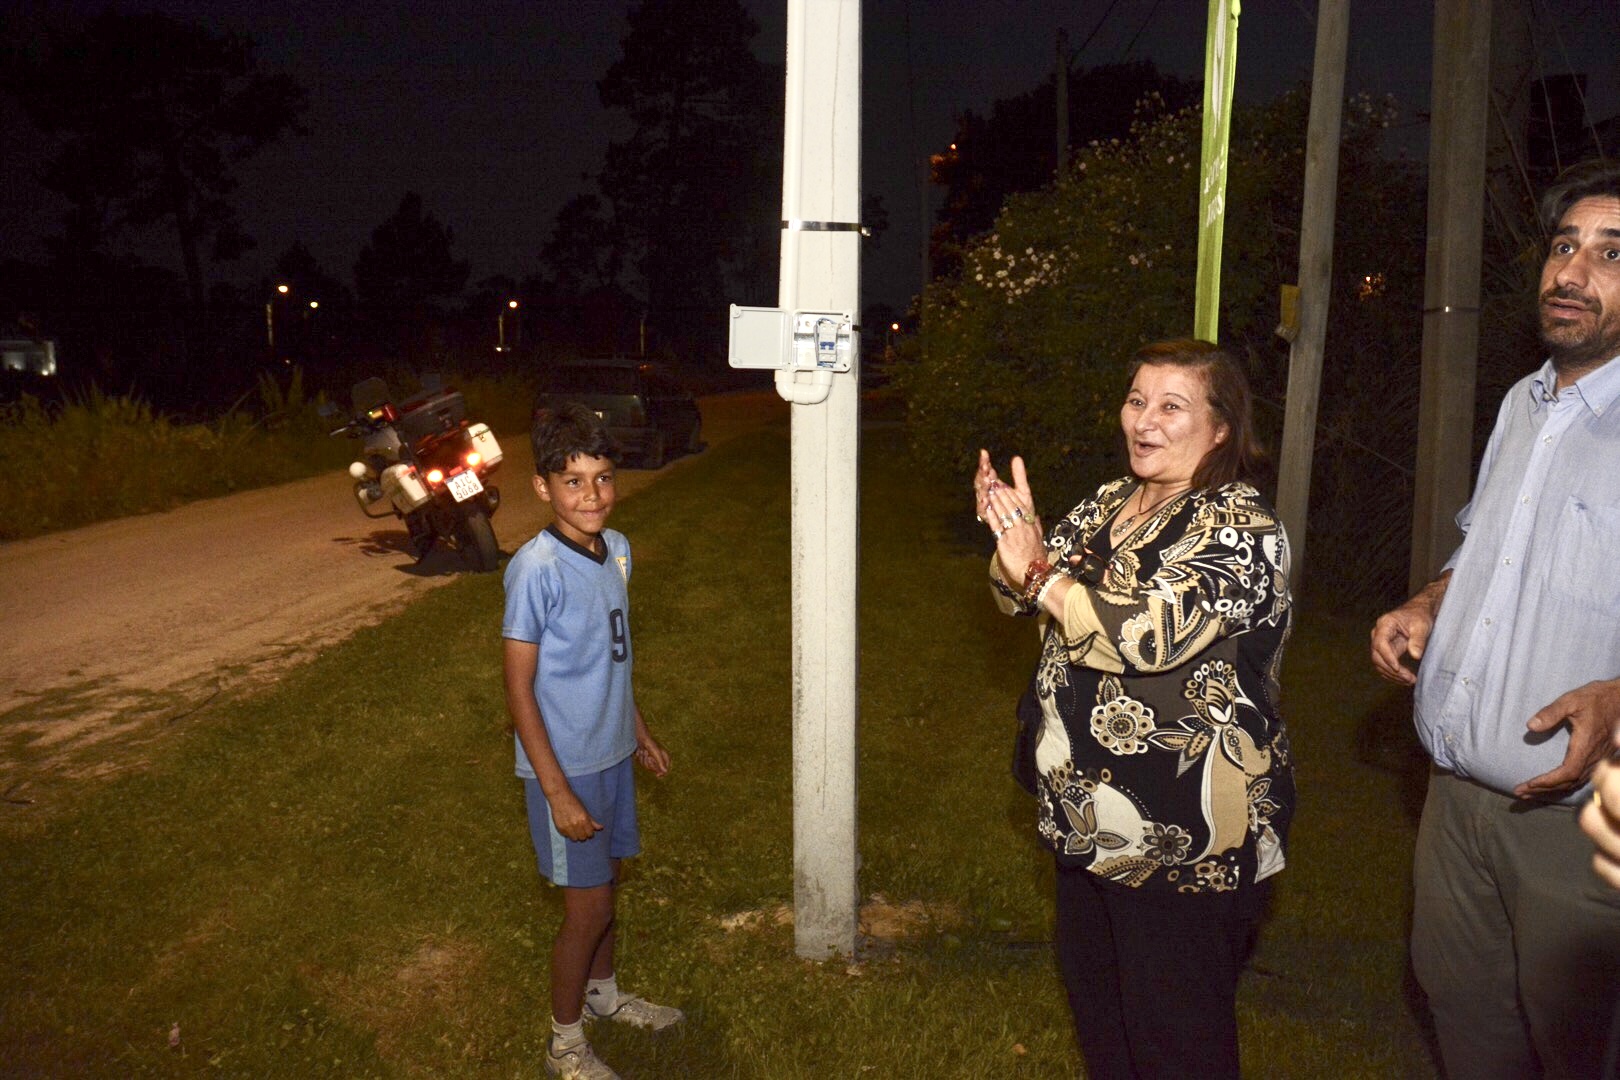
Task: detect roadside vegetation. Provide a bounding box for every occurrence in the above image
[2,420,1438,1077]
[0,368,537,541]
[898,88,1542,612]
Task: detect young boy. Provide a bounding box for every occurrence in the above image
[503,403,681,1080]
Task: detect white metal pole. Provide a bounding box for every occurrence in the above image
[779,0,862,960]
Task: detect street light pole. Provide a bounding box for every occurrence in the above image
[497,299,518,353]
[265,283,290,352]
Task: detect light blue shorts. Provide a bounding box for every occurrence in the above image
[524,756,640,888]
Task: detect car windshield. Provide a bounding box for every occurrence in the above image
[545,366,638,395]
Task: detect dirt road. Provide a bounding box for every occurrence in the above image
[0,391,785,795]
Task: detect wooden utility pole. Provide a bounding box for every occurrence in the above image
[1055,28,1069,174]
[1275,0,1350,583]
[1410,0,1491,592]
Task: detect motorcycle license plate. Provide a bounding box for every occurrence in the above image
[447,471,484,502]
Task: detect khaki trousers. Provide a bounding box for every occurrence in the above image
[1412,770,1620,1079]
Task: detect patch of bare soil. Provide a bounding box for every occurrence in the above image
[718,893,965,941]
[316,936,494,1071]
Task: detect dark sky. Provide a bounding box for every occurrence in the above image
[4,0,1617,312]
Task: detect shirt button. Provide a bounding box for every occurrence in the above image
[1484,618,1493,627]
[1521,496,1530,505]
[1544,435,1552,444]
[1462,677,1471,686]
[1504,557,1512,565]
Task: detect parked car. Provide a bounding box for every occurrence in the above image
[533,358,703,469]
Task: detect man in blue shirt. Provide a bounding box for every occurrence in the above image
[1372,159,1620,1079]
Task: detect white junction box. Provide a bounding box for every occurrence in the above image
[728,305,856,372]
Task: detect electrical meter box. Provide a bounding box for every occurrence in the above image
[728,305,855,372]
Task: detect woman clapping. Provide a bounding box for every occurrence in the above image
[977,339,1294,1079]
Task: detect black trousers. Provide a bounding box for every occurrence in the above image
[1053,862,1263,1080]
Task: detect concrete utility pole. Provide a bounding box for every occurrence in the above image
[1410,0,1491,592]
[778,0,862,960]
[1275,0,1350,583]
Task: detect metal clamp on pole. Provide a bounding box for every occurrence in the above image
[781,219,870,236]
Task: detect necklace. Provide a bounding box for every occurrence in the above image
[1109,484,1190,539]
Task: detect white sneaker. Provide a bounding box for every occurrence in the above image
[584,992,685,1031]
[545,1037,620,1080]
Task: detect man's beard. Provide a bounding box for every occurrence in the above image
[1540,286,1620,375]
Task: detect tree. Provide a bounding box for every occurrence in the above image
[898,90,1428,605]
[541,194,624,295]
[592,0,782,359]
[6,12,307,313]
[354,193,469,365]
[928,61,1198,282]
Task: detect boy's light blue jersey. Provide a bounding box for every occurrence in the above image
[502,525,635,778]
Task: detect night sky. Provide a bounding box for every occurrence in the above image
[3,0,1616,312]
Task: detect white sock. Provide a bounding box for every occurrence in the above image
[585,974,620,1013]
[551,1016,585,1048]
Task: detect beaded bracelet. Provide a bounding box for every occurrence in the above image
[1022,566,1061,607]
[1020,557,1053,593]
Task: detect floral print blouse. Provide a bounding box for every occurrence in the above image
[991,477,1294,896]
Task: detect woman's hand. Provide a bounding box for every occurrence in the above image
[972,449,1002,520]
[982,455,1044,584]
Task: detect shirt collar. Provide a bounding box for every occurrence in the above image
[1529,353,1620,416]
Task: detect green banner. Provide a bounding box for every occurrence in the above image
[1195,0,1240,343]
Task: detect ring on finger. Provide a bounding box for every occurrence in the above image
[1000,516,1014,529]
[1012,507,1025,520]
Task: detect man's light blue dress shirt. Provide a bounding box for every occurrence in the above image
[1414,355,1620,802]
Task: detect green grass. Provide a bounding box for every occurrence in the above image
[0,416,1439,1077]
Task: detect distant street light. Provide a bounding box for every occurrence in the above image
[265,283,292,351]
[497,299,519,353]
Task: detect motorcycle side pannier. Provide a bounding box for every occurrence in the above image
[380,463,433,512]
[467,423,503,468]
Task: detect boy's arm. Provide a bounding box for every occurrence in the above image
[633,708,671,777]
[503,638,602,840]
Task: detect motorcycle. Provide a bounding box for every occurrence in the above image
[328,375,504,572]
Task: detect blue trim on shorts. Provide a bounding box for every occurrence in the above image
[524,756,640,888]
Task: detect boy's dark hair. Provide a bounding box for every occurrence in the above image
[1540,158,1620,233]
[531,401,622,475]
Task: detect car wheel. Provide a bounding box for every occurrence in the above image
[642,431,666,469]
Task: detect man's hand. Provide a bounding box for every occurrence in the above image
[1580,757,1620,890]
[1370,572,1451,685]
[548,786,604,842]
[1515,678,1620,799]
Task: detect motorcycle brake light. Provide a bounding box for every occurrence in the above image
[426,468,445,485]
[465,451,482,468]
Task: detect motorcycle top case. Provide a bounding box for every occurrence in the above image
[467,423,502,468]
[380,463,433,512]
[396,390,467,447]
